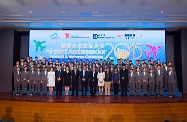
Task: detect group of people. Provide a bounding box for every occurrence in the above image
[13,57,176,97]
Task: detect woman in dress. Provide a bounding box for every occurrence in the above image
[105,68,112,96]
[47,67,55,95]
[64,66,72,95]
[97,67,105,96]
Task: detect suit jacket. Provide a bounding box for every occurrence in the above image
[35,72,41,82]
[120,69,129,82]
[21,71,29,80]
[141,72,149,81]
[80,70,89,81]
[134,72,141,82]
[89,71,98,82]
[71,70,79,82]
[128,72,135,83]
[12,65,20,74]
[41,71,48,81]
[14,71,21,81]
[167,70,176,83]
[155,69,164,82]
[28,71,36,81]
[148,73,155,83]
[55,70,63,81]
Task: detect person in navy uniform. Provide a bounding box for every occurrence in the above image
[120,64,129,96]
[55,65,63,95]
[71,65,79,96]
[80,65,89,96]
[89,67,98,96]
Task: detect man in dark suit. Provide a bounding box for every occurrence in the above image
[21,66,29,95]
[89,67,98,96]
[134,67,142,96]
[41,67,48,95]
[80,65,89,96]
[14,67,21,95]
[55,65,63,95]
[148,68,156,97]
[120,64,129,96]
[167,66,176,97]
[155,64,164,96]
[128,69,135,96]
[28,67,35,95]
[141,68,149,96]
[71,65,79,96]
[35,67,42,95]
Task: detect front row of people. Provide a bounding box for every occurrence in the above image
[14,64,176,97]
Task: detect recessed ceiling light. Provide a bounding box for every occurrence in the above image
[160,10,164,13]
[93,11,98,14]
[127,10,131,13]
[28,11,32,14]
[61,10,65,13]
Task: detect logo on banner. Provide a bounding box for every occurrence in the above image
[93,34,115,39]
[65,33,89,39]
[124,34,136,39]
[50,33,61,39]
[33,40,46,52]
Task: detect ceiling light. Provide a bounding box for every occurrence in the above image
[93,11,98,14]
[127,10,131,13]
[160,10,164,14]
[61,10,65,13]
[28,11,32,14]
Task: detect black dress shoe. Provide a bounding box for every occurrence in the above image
[81,94,84,96]
[71,94,74,96]
[76,94,78,96]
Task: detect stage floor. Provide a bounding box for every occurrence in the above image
[0,92,186,103]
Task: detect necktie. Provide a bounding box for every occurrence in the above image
[83,70,85,77]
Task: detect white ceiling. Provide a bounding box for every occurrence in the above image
[0,0,187,29]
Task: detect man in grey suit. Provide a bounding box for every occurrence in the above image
[141,68,149,96]
[41,67,48,95]
[167,66,176,97]
[155,64,164,96]
[14,67,21,95]
[128,69,135,96]
[134,67,142,96]
[148,69,156,97]
[28,67,35,95]
[21,66,29,95]
[35,67,42,95]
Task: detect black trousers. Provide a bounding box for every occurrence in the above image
[81,81,88,95]
[90,80,96,96]
[72,79,79,95]
[121,80,128,96]
[114,83,119,95]
[56,80,63,95]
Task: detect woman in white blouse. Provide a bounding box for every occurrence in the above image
[97,67,105,96]
[47,67,55,95]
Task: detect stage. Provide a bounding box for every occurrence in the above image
[0,93,187,122]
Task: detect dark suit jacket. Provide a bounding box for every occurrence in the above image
[148,73,155,83]
[14,71,21,81]
[55,70,63,81]
[35,72,41,82]
[155,69,164,82]
[80,70,89,81]
[89,71,98,82]
[41,71,48,81]
[71,70,79,82]
[28,71,36,81]
[167,70,176,83]
[134,72,141,82]
[120,69,129,82]
[128,73,135,83]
